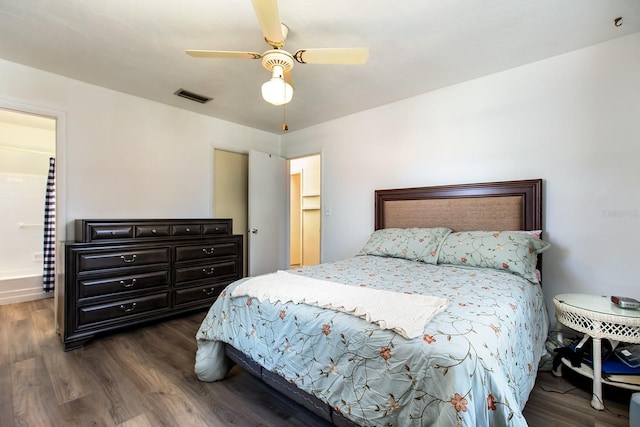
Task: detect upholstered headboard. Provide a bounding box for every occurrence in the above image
[375,179,542,232]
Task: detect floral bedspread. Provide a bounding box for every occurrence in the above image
[195,255,549,426]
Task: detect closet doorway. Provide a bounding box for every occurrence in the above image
[289,154,321,268]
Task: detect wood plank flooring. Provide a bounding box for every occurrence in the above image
[0,298,633,426]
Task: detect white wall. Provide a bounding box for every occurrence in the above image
[281,32,640,324]
[290,154,321,196]
[0,58,280,241]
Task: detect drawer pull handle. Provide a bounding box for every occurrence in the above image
[202,248,216,255]
[203,288,216,296]
[203,267,215,275]
[215,227,219,231]
[120,279,137,288]
[120,302,137,312]
[151,229,157,234]
[111,231,117,235]
[120,254,137,263]
[185,228,191,232]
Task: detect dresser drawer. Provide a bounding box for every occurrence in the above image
[76,219,233,243]
[78,270,170,299]
[174,283,224,306]
[89,225,134,241]
[202,221,230,235]
[171,224,201,236]
[78,247,170,272]
[175,261,238,285]
[175,242,238,262]
[135,225,170,238]
[77,292,170,326]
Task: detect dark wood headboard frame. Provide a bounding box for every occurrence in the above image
[375,179,542,231]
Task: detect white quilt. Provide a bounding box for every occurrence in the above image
[230,270,448,339]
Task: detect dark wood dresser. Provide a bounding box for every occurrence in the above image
[58,219,243,350]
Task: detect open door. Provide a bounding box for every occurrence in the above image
[248,150,287,276]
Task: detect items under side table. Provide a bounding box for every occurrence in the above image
[553,293,640,410]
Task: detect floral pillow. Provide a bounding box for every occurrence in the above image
[359,227,452,264]
[437,231,551,282]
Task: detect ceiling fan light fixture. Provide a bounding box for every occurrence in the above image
[186,1,369,115]
[261,65,293,105]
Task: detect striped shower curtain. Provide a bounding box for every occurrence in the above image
[43,157,55,292]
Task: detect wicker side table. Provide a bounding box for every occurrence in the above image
[553,293,640,409]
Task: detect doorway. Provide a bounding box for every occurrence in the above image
[0,108,56,304]
[213,149,248,277]
[213,149,321,275]
[289,154,321,268]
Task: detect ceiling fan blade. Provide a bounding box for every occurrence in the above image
[251,0,285,48]
[284,70,295,90]
[293,48,369,65]
[186,50,262,60]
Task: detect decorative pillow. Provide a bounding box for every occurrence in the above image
[437,231,551,282]
[359,227,452,264]
[514,230,543,282]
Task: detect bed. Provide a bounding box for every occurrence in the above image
[195,179,550,426]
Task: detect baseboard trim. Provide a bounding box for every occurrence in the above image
[0,287,53,305]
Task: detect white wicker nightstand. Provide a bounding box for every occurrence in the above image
[553,293,640,410]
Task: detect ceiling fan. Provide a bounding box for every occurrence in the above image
[186,0,369,107]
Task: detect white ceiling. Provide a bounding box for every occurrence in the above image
[0,0,638,134]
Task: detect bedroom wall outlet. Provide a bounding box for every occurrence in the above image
[325,207,332,216]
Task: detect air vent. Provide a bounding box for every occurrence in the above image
[174,88,212,104]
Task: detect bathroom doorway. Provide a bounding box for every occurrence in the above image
[0,108,56,304]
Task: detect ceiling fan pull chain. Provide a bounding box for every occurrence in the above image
[282,101,288,132]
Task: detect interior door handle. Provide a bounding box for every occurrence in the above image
[249,228,258,234]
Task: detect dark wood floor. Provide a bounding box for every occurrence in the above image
[0,298,633,426]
